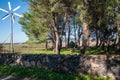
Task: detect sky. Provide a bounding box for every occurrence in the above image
[0,0,29,43]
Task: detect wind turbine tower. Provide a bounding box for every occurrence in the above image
[0,2,23,53]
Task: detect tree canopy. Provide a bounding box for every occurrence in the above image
[19,0,120,54]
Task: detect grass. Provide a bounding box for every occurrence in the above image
[21,48,80,55]
[0,65,110,80]
[2,43,116,55]
[86,47,105,55]
[86,46,116,54]
[21,47,115,55]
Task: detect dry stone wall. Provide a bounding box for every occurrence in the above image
[0,54,119,80]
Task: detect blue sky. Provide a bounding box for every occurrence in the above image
[0,0,29,43]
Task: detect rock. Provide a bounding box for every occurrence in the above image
[0,53,119,79]
[24,61,31,67]
[31,61,35,67]
[37,60,42,68]
[107,72,116,80]
[91,62,100,68]
[16,56,22,65]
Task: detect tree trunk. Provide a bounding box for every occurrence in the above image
[52,12,61,55]
[67,22,71,48]
[78,26,82,47]
[61,21,67,48]
[74,25,77,48]
[51,40,55,51]
[74,18,77,47]
[52,25,61,55]
[113,36,117,46]
[45,40,48,50]
[55,32,61,55]
[95,28,99,47]
[65,34,67,48]
[48,31,56,50]
[74,27,77,44]
[80,23,89,54]
[117,34,120,54]
[106,38,110,54]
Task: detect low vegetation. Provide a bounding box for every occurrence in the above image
[1,43,116,55]
[0,66,110,80]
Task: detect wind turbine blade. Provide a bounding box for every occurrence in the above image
[0,8,8,13]
[12,15,15,23]
[14,13,23,17]
[8,2,11,10]
[2,14,10,20]
[13,6,20,12]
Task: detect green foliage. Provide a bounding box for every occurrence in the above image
[19,0,120,54]
[19,0,51,42]
[0,66,109,80]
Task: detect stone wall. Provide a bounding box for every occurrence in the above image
[0,53,119,80]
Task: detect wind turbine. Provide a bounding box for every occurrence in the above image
[0,2,23,53]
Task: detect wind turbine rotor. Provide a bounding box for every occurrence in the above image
[2,14,10,20]
[0,8,8,13]
[14,13,23,17]
[8,2,11,10]
[13,6,20,12]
